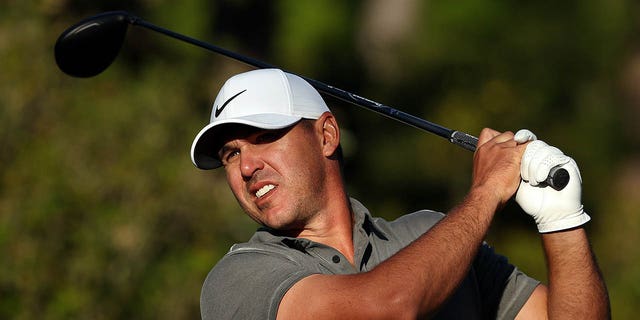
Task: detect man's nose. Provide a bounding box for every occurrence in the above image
[239,146,264,179]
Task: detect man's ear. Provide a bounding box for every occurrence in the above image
[317,112,340,158]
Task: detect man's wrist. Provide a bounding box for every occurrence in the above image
[462,186,503,219]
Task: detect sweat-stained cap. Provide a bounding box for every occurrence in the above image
[190,69,330,169]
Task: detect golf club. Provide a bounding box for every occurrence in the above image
[54,10,570,190]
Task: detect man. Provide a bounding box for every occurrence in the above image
[191,69,609,319]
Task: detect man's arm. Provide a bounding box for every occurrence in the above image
[279,188,501,319]
[278,129,524,319]
[512,132,610,319]
[516,227,610,319]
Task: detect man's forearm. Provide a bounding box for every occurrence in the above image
[542,228,610,319]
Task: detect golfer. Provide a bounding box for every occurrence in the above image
[191,69,609,319]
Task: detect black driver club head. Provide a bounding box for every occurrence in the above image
[55,11,132,77]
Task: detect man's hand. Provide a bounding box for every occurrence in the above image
[514,130,591,233]
[471,128,526,208]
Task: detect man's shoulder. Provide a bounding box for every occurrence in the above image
[201,237,315,320]
[205,228,323,288]
[372,209,445,234]
[351,198,444,231]
[205,241,308,284]
[213,231,308,269]
[392,209,445,225]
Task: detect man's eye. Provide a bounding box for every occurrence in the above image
[222,150,240,164]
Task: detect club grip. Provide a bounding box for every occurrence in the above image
[449,131,570,191]
[545,166,570,191]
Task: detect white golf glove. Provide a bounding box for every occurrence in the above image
[513,129,591,233]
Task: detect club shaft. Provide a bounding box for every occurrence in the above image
[128,15,477,151]
[125,13,568,190]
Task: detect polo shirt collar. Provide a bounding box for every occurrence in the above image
[249,197,388,250]
[349,198,388,241]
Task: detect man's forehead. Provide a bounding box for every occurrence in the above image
[215,124,266,148]
[216,122,302,151]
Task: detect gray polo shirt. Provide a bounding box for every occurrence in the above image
[201,198,539,319]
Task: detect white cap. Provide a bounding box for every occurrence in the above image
[191,69,330,169]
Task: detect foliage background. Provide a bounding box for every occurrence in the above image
[1,0,639,318]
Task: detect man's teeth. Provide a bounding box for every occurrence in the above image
[255,184,275,198]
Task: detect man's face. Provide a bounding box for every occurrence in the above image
[217,120,329,232]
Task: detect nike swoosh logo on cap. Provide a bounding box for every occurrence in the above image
[214,89,247,118]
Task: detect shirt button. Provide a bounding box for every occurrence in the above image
[332,255,340,263]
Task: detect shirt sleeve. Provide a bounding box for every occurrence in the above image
[200,248,315,320]
[473,243,540,319]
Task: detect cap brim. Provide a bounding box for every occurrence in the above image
[191,113,302,170]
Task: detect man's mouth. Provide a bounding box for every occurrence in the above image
[255,184,275,198]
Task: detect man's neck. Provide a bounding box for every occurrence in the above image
[296,197,355,265]
[284,162,356,264]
